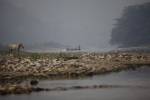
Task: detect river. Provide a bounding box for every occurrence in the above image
[1,66,150,100]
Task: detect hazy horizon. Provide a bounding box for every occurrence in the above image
[1,0,150,51]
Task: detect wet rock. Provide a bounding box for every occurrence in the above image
[32,87,45,92]
[30,80,39,86]
[0,84,32,95]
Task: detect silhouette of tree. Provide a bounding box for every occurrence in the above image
[110,2,150,48]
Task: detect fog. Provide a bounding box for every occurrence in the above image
[0,0,150,50]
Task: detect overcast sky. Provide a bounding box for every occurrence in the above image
[0,0,150,50]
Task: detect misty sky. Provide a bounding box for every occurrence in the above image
[0,0,150,50]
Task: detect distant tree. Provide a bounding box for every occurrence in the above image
[110,2,150,48]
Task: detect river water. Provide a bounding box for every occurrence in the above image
[1,66,150,100]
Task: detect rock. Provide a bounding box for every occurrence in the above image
[30,80,39,86]
[0,84,32,95]
[32,87,45,92]
[0,58,7,65]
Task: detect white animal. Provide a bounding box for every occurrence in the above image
[8,43,24,53]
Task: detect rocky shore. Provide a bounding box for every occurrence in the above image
[0,52,150,80]
[0,84,32,95]
[0,52,150,95]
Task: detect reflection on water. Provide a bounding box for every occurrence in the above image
[1,66,150,100]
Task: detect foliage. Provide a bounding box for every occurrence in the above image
[110,3,150,48]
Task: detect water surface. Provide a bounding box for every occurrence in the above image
[1,66,150,100]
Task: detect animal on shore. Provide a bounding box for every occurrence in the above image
[8,43,24,54]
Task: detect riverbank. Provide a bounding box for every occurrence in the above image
[0,52,150,95]
[0,52,150,82]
